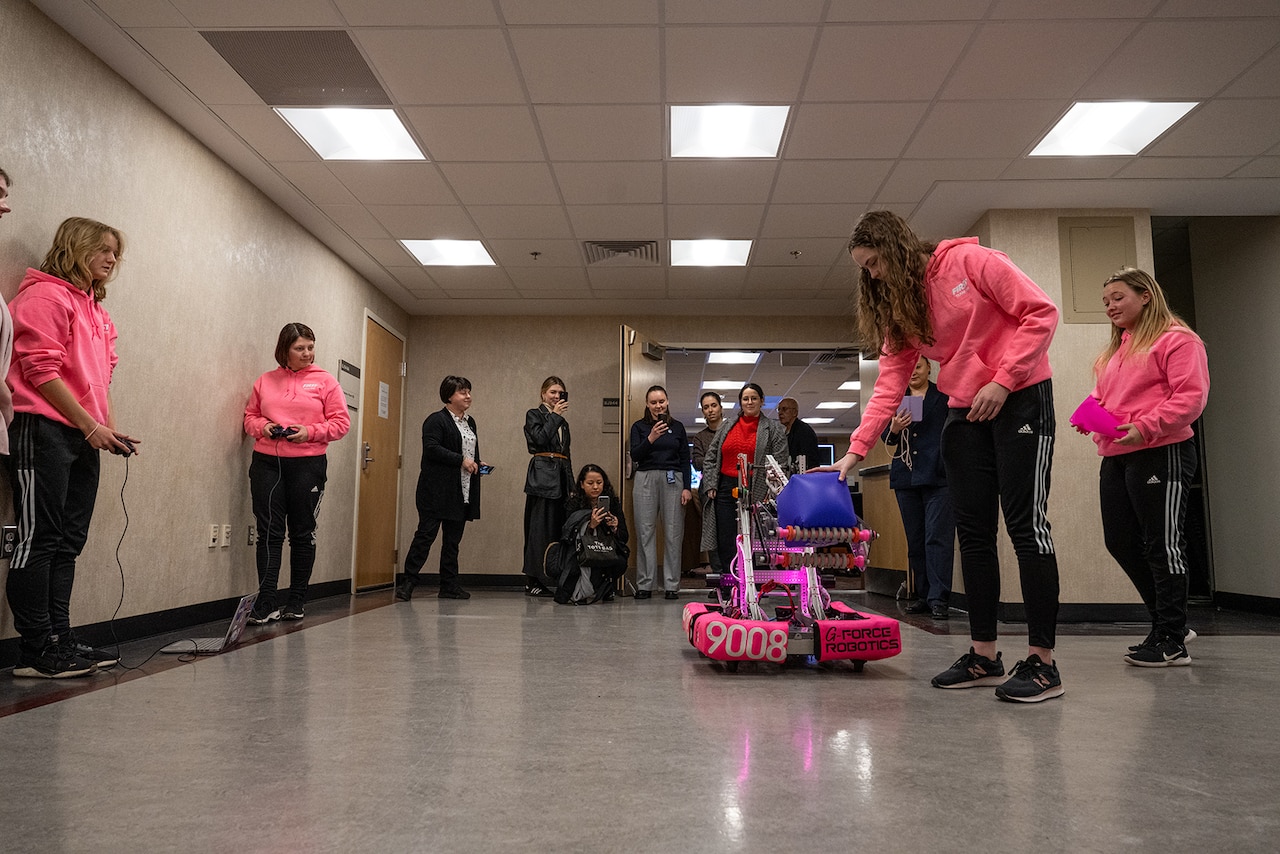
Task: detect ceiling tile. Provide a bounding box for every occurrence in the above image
[1078,19,1280,99]
[751,238,847,266]
[566,205,665,239]
[771,160,895,204]
[875,159,1009,203]
[1145,99,1280,157]
[486,239,583,267]
[386,266,439,290]
[668,268,749,290]
[209,105,317,161]
[499,0,659,25]
[328,163,457,206]
[805,23,974,101]
[506,267,591,290]
[166,0,343,27]
[403,106,544,162]
[1223,49,1280,98]
[126,28,262,105]
[785,103,928,159]
[536,105,664,161]
[430,268,516,290]
[667,205,764,237]
[905,101,1065,159]
[998,157,1125,181]
[332,0,500,25]
[987,0,1161,17]
[510,28,660,103]
[359,238,417,266]
[1114,157,1254,179]
[665,161,778,204]
[467,206,574,239]
[274,162,359,204]
[356,29,525,104]
[94,0,189,27]
[319,204,390,239]
[552,162,664,205]
[588,268,667,290]
[437,163,560,205]
[1230,156,1280,178]
[826,0,990,22]
[665,26,817,102]
[759,204,866,238]
[1156,0,1280,16]
[368,205,477,238]
[941,21,1136,100]
[666,0,825,23]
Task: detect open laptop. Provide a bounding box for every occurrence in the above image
[159,593,257,655]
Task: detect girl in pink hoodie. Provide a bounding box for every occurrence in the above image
[832,210,1063,703]
[6,217,140,679]
[1080,267,1209,668]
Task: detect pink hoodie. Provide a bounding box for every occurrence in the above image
[849,238,1059,458]
[1090,326,1208,457]
[244,364,351,457]
[7,268,117,428]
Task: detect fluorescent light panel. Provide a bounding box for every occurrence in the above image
[816,401,856,410]
[838,381,861,391]
[707,352,761,364]
[807,417,835,425]
[401,239,495,266]
[701,381,745,391]
[671,239,752,267]
[670,105,789,158]
[276,108,424,161]
[1029,101,1198,156]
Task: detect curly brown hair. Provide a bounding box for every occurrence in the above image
[40,217,125,302]
[848,210,935,355]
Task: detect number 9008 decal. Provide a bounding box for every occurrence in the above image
[702,619,789,663]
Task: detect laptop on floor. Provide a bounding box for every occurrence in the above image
[159,593,257,655]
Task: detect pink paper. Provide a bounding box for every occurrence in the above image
[1070,395,1126,438]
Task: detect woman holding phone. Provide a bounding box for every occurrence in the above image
[629,386,692,600]
[556,463,629,604]
[522,376,572,596]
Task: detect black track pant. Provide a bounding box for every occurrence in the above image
[940,380,1060,650]
[249,451,327,611]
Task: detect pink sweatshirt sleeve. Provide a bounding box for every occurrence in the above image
[1131,332,1209,443]
[12,292,72,389]
[848,345,920,458]
[244,376,268,439]
[972,251,1059,393]
[306,374,351,444]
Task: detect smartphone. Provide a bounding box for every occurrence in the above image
[596,495,610,514]
[479,464,495,475]
[560,390,569,402]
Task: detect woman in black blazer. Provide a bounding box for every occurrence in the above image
[396,376,485,601]
[522,375,573,596]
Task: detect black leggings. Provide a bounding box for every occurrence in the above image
[249,451,327,611]
[940,380,1059,650]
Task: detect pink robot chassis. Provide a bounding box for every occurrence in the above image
[683,456,902,672]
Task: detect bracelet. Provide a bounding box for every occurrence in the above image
[85,423,102,442]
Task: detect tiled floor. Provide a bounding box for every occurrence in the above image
[2,588,1277,852]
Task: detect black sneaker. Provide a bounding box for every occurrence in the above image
[394,581,414,601]
[664,590,679,600]
[634,589,652,600]
[13,644,97,679]
[247,606,281,625]
[1128,627,1196,653]
[931,647,1007,689]
[280,605,305,621]
[995,655,1065,703]
[60,634,119,668]
[1124,635,1191,667]
[903,600,930,614]
[438,588,471,600]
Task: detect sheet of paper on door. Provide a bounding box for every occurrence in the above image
[379,381,389,419]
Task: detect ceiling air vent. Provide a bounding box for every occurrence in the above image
[200,30,390,106]
[582,240,661,267]
[813,349,860,365]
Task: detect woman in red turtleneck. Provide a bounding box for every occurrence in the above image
[698,383,790,572]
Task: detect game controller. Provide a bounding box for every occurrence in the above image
[269,425,299,439]
[111,438,136,456]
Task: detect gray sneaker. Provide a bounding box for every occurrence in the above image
[931,647,1007,688]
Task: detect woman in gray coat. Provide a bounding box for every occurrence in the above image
[700,383,790,572]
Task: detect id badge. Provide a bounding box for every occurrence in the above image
[666,470,677,485]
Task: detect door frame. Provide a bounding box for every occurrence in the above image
[349,309,408,592]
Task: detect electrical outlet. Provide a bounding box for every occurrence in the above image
[1,525,17,559]
[247,526,256,546]
[207,523,219,549]
[220,524,232,548]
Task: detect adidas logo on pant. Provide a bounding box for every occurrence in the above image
[1147,475,1161,484]
[1017,424,1033,434]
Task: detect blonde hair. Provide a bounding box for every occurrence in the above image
[1093,267,1196,376]
[848,210,936,355]
[39,217,125,302]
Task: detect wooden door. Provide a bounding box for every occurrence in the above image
[619,325,667,584]
[354,316,405,590]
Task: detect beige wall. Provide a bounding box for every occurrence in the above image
[0,1,408,637]
[1189,216,1280,598]
[401,315,855,576]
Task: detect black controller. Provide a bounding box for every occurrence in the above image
[269,425,299,439]
[111,438,136,456]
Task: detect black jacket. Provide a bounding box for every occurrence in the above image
[787,418,822,470]
[416,407,481,522]
[881,382,949,490]
[524,405,573,499]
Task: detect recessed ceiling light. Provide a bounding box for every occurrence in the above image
[1029,101,1198,157]
[275,108,425,161]
[708,352,761,364]
[838,381,861,391]
[807,417,835,425]
[816,401,856,409]
[671,239,752,267]
[701,380,745,391]
[670,105,789,158]
[401,239,495,266]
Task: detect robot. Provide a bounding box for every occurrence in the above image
[682,454,902,672]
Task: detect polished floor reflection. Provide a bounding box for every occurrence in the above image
[2,590,1277,852]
